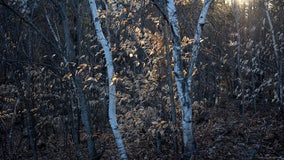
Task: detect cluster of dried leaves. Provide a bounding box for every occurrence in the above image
[1,80,283,159]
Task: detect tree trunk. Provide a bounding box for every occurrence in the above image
[161,0,178,154]
[88,0,127,159]
[8,98,20,160]
[45,6,82,158]
[61,0,75,60]
[167,0,193,158]
[166,0,212,158]
[74,76,96,159]
[185,0,213,157]
[61,1,96,158]
[26,27,38,160]
[264,0,283,112]
[232,0,245,116]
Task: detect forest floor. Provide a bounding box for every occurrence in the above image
[193,105,284,160]
[104,104,283,159]
[101,103,284,159]
[1,103,283,159]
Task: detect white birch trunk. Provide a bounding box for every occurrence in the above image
[88,0,127,159]
[185,0,213,157]
[167,0,213,158]
[167,0,194,158]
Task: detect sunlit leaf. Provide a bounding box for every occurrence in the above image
[151,121,158,125]
[63,72,72,79]
[112,73,118,84]
[86,77,96,82]
[77,63,88,69]
[139,40,145,45]
[192,67,198,76]
[94,65,101,70]
[79,55,86,59]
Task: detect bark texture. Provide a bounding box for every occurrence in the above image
[167,0,213,158]
[88,0,128,159]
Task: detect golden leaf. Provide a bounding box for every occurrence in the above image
[86,77,96,82]
[160,121,167,124]
[78,69,84,74]
[94,65,101,70]
[77,63,88,69]
[192,67,198,76]
[111,73,118,84]
[63,72,72,79]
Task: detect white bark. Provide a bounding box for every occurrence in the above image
[167,0,213,158]
[88,0,127,159]
[187,0,212,84]
[187,1,213,109]
[167,0,194,158]
[186,0,213,156]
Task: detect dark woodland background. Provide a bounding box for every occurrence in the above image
[0,0,283,159]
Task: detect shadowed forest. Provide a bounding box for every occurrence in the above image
[0,0,283,159]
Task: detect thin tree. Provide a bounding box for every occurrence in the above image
[246,1,257,112]
[21,2,39,159]
[61,1,96,158]
[232,0,245,115]
[163,13,179,159]
[264,0,283,112]
[26,26,38,160]
[44,7,82,158]
[8,98,20,160]
[166,0,213,158]
[88,0,128,159]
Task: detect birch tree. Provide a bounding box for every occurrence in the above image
[161,1,178,155]
[166,0,213,158]
[88,0,128,159]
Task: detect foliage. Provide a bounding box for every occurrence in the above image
[0,0,283,159]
